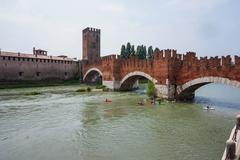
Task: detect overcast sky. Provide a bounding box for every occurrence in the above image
[0,0,240,59]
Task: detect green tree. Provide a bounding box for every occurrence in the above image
[126,42,131,58]
[154,48,160,54]
[147,80,156,99]
[136,45,147,59]
[136,45,141,57]
[120,45,126,58]
[130,45,135,56]
[147,46,154,59]
[143,46,147,59]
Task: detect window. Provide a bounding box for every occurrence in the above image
[3,56,5,60]
[27,58,30,62]
[19,72,23,77]
[40,59,42,62]
[64,72,68,76]
[36,72,40,77]
[36,59,38,62]
[22,58,25,61]
[13,57,16,61]
[18,58,20,61]
[8,57,11,60]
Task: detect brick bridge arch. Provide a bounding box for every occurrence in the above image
[119,71,158,91]
[82,50,240,100]
[83,67,103,83]
[176,76,240,101]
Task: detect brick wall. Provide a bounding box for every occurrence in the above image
[0,52,80,82]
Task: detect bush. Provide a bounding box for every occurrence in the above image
[95,85,106,89]
[76,88,86,92]
[87,87,91,92]
[147,80,156,98]
[156,98,163,105]
[24,92,41,96]
[103,88,110,92]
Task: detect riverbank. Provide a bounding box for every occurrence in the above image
[0,80,82,89]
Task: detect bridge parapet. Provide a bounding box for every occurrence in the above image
[222,114,240,160]
[101,54,117,61]
[154,49,178,59]
[235,56,240,65]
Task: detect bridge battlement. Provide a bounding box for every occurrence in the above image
[153,49,178,59]
[235,56,240,65]
[101,55,117,61]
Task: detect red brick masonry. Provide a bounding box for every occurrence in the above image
[83,49,240,100]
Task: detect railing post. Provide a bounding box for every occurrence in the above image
[226,139,236,160]
[236,114,240,129]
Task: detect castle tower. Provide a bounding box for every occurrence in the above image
[82,27,101,62]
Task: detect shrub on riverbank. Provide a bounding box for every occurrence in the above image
[0,80,82,89]
[24,92,41,96]
[103,88,110,92]
[87,87,91,92]
[76,88,86,92]
[95,85,106,89]
[76,86,110,92]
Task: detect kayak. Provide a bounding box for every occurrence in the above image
[203,107,215,110]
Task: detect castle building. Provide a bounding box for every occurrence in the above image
[0,27,100,84]
[0,48,80,82]
[0,27,100,83]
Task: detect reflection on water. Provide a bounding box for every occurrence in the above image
[0,84,239,160]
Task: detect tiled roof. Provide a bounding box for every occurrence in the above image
[0,51,74,61]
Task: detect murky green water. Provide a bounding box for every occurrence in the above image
[0,84,238,160]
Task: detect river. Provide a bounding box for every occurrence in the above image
[0,84,239,160]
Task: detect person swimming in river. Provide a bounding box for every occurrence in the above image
[206,106,210,109]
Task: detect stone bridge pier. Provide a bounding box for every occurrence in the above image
[103,79,175,100]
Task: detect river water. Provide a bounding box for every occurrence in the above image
[0,84,239,160]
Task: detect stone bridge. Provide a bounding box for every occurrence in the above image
[82,49,240,100]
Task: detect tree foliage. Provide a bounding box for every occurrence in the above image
[121,42,135,58]
[154,48,160,54]
[135,45,146,59]
[147,80,156,98]
[120,45,127,58]
[121,43,159,60]
[126,42,131,57]
[147,46,154,59]
[130,45,135,56]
